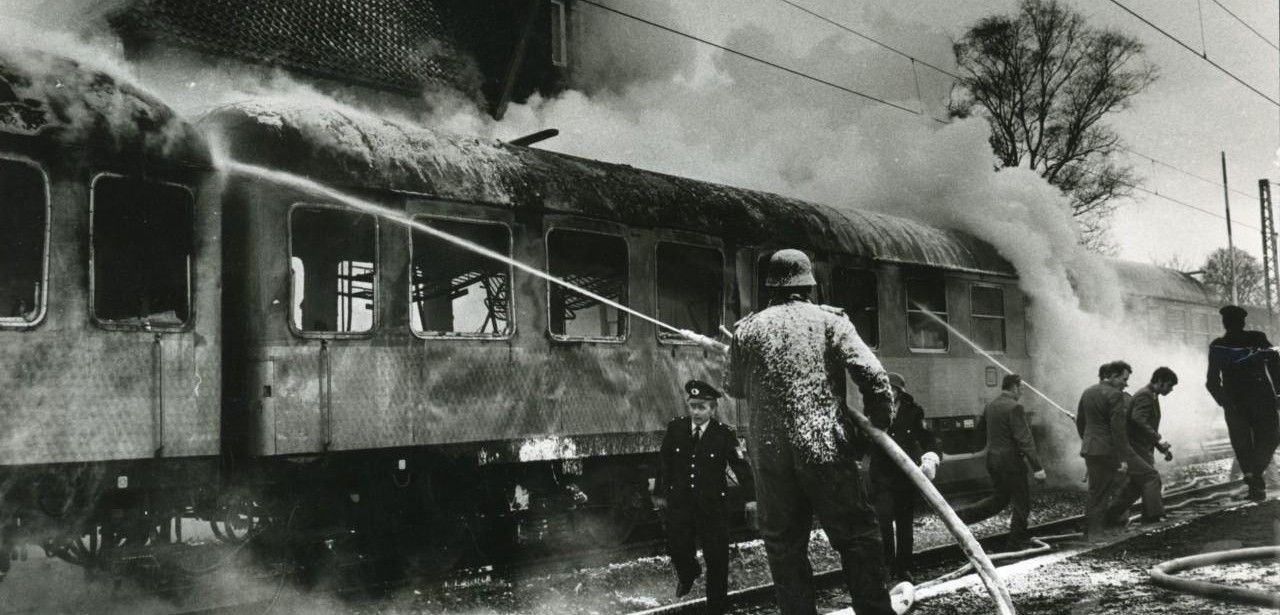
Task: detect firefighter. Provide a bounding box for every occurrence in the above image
[868,372,940,582]
[955,374,1045,548]
[727,248,896,615]
[1207,305,1280,502]
[1108,367,1177,524]
[653,379,753,614]
[1076,360,1136,539]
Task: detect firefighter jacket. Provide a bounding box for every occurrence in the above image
[982,390,1042,473]
[728,298,895,464]
[1126,385,1163,454]
[1206,330,1280,406]
[656,417,753,514]
[1076,382,1133,461]
[868,390,937,486]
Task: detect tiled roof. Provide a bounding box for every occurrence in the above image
[118,0,478,96]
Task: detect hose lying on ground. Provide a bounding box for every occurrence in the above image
[1148,545,1280,607]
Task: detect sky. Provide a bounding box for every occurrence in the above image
[502,0,1280,271]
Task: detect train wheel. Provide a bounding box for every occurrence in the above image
[210,495,266,544]
[576,468,645,548]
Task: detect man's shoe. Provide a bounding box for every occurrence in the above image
[1247,486,1267,502]
[1137,514,1166,525]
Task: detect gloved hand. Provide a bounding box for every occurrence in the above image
[919,452,941,481]
[1118,461,1129,473]
[1033,469,1047,483]
[1157,441,1173,461]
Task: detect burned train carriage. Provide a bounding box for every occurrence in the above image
[203,100,1031,555]
[0,52,220,556]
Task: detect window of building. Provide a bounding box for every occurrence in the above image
[550,0,568,67]
[831,268,879,347]
[289,206,377,334]
[548,229,627,340]
[92,176,193,329]
[656,242,723,342]
[906,277,948,351]
[970,285,1006,353]
[410,218,512,337]
[0,159,47,325]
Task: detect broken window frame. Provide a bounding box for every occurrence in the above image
[287,202,380,340]
[544,225,629,343]
[407,215,515,340]
[830,267,880,349]
[654,239,725,345]
[970,283,1006,354]
[0,155,50,329]
[89,172,195,332]
[905,276,949,353]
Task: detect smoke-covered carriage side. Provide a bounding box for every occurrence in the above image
[202,100,1041,560]
[0,53,220,559]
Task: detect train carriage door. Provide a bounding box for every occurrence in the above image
[286,204,390,453]
[90,175,195,459]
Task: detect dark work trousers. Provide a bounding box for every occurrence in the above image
[871,484,916,578]
[1084,455,1126,536]
[665,503,731,614]
[956,465,1030,541]
[1107,449,1163,521]
[1223,396,1280,478]
[754,442,892,615]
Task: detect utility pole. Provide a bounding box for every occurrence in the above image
[1223,152,1238,305]
[1260,180,1276,324]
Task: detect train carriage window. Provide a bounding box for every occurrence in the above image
[289,205,377,334]
[0,159,47,325]
[970,285,1006,353]
[548,229,628,340]
[906,277,948,351]
[656,242,723,342]
[831,268,879,347]
[92,176,193,329]
[410,218,512,337]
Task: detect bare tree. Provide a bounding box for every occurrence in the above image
[1201,247,1266,306]
[950,0,1158,251]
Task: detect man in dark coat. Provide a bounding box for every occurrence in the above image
[868,372,940,582]
[956,374,1045,547]
[1207,305,1280,502]
[653,379,753,614]
[1076,360,1136,539]
[728,249,896,615]
[1108,367,1177,523]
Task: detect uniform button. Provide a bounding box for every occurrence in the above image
[690,473,695,478]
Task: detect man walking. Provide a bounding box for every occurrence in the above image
[1076,360,1136,539]
[955,374,1045,548]
[653,379,753,614]
[728,249,896,615]
[1107,367,1177,523]
[868,373,940,582]
[1207,305,1280,502]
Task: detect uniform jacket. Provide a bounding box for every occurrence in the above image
[728,298,895,464]
[1126,386,1163,455]
[1206,329,1280,406]
[1076,382,1133,460]
[656,417,753,513]
[868,390,937,484]
[982,390,1042,473]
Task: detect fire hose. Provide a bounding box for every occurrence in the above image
[1148,546,1280,607]
[688,328,1017,615]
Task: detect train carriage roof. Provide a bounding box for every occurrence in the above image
[0,50,208,165]
[202,101,1017,277]
[1107,259,1211,304]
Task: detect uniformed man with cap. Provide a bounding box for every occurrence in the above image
[1207,305,1280,501]
[653,379,753,614]
[868,372,940,582]
[727,248,896,615]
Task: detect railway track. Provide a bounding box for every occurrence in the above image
[630,476,1248,615]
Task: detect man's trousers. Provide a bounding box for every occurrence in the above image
[753,442,892,615]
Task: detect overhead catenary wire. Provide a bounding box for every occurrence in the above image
[1207,0,1279,51]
